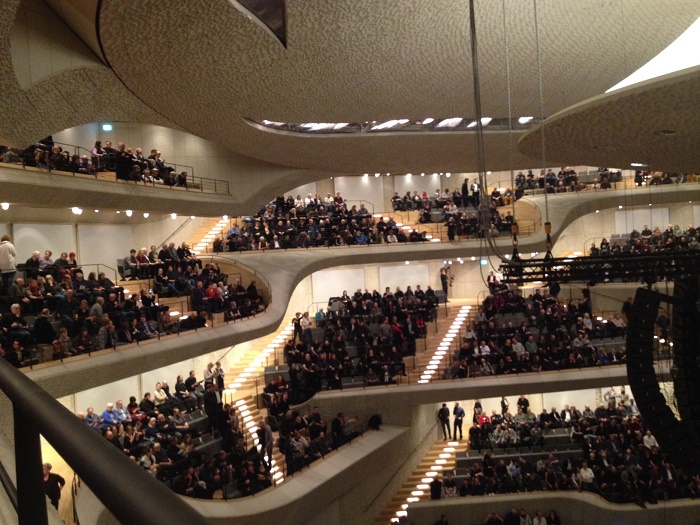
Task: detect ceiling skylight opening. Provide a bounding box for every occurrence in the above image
[436,118,463,128]
[607,16,700,92]
[518,116,534,124]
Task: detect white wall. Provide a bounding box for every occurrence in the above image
[77,224,132,272]
[311,268,365,304]
[614,208,669,234]
[379,263,429,292]
[694,205,700,228]
[394,173,440,197]
[13,223,76,262]
[333,176,384,212]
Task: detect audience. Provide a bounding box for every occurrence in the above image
[0,241,266,367]
[434,394,694,508]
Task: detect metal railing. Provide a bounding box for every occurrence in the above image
[14,141,231,195]
[0,357,209,525]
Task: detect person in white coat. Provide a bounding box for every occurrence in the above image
[0,235,17,289]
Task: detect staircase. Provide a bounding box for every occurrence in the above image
[405,302,475,385]
[373,439,462,524]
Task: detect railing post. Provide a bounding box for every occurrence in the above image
[13,406,49,525]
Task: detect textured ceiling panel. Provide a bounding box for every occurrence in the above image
[97,0,700,173]
[518,66,700,174]
[0,0,177,148]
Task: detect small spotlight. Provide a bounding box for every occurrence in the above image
[71,207,83,215]
[405,261,410,265]
[94,209,99,213]
[190,215,196,220]
[618,205,623,209]
[223,215,229,220]
[125,210,133,217]
[143,212,149,218]
[171,213,177,219]
[0,202,8,211]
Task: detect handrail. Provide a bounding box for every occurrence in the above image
[158,216,194,251]
[14,144,231,195]
[0,461,17,512]
[0,357,208,525]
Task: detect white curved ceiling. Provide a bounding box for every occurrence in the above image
[2,0,700,175]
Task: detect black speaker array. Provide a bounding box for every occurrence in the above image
[672,279,700,440]
[626,287,700,472]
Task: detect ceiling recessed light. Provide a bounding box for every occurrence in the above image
[125,210,133,217]
[630,162,646,167]
[0,202,8,210]
[654,129,677,136]
[595,210,600,213]
[94,209,99,213]
[618,205,623,209]
[171,213,177,219]
[143,212,149,218]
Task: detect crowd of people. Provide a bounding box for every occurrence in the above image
[432,393,697,507]
[447,286,627,379]
[0,235,264,367]
[429,508,562,525]
[588,223,700,256]
[279,286,439,401]
[213,191,434,252]
[73,364,278,498]
[0,137,191,187]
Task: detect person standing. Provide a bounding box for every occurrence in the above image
[501,396,509,415]
[0,235,17,290]
[438,403,451,441]
[440,268,449,295]
[43,463,65,510]
[453,402,465,441]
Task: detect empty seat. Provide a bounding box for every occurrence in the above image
[544,444,557,452]
[505,447,517,455]
[467,450,481,458]
[530,446,543,454]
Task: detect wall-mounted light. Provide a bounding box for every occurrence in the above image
[102,123,113,132]
[0,202,9,211]
[71,207,83,215]
[171,213,177,219]
[94,209,99,213]
[190,215,196,220]
[143,212,149,218]
[125,210,133,217]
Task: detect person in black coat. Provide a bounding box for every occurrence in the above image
[43,463,65,510]
[203,382,223,433]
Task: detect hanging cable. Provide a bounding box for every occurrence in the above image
[468,0,507,265]
[533,0,552,259]
[501,0,520,262]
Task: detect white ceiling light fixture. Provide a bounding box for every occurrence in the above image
[518,116,534,124]
[0,202,8,210]
[436,117,463,128]
[71,207,83,215]
[631,162,647,167]
[171,213,177,219]
[125,209,133,217]
[190,215,196,220]
[422,118,434,125]
[143,212,149,218]
[481,117,492,126]
[608,16,700,92]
